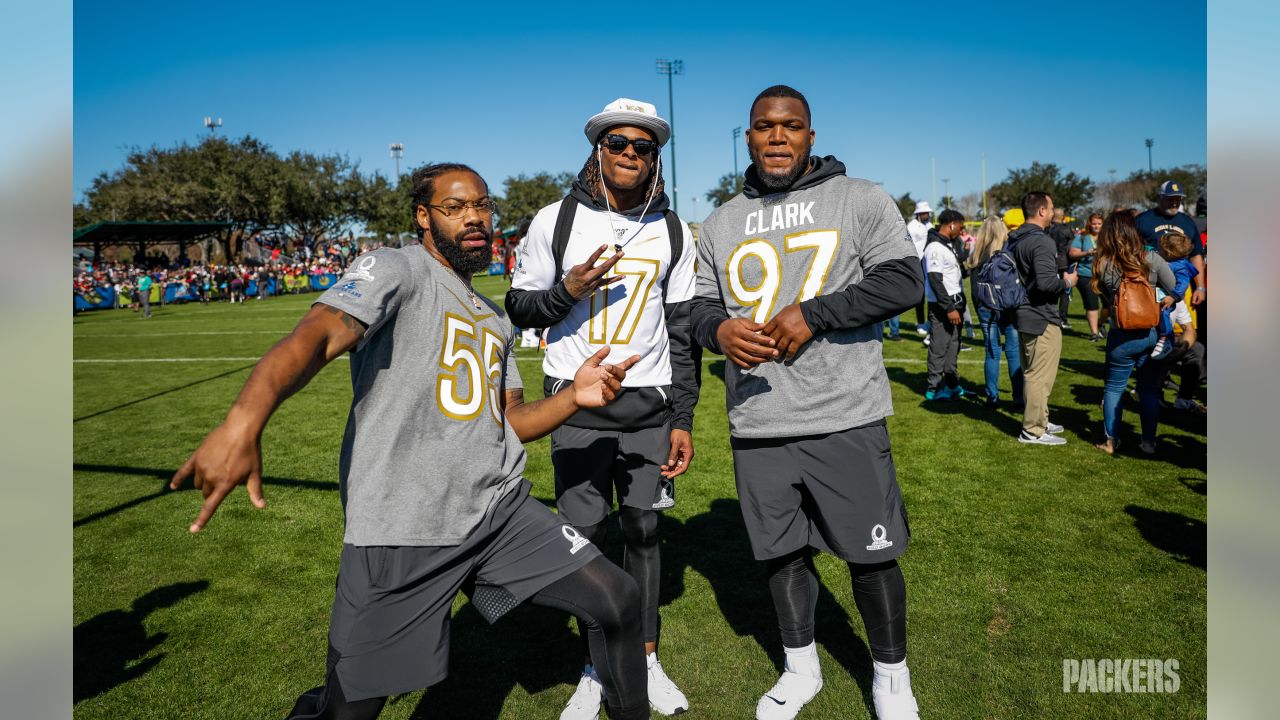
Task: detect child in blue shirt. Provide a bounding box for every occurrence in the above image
[1151,230,1198,359]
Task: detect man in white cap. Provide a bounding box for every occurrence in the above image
[905,201,933,336]
[507,98,700,719]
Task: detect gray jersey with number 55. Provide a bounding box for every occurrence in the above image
[316,245,526,547]
[695,172,915,439]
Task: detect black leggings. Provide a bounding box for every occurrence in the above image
[577,507,662,644]
[766,551,908,664]
[285,556,648,720]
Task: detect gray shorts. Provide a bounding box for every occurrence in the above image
[730,421,910,564]
[327,480,601,701]
[551,424,675,526]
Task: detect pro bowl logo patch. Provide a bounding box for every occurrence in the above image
[866,524,894,551]
[342,255,377,283]
[562,525,590,555]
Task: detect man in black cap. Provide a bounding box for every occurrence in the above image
[1136,180,1206,309]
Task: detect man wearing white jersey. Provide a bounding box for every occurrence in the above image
[507,98,700,719]
[905,201,933,337]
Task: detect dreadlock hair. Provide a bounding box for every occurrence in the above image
[410,162,486,239]
[578,144,665,209]
[1091,209,1150,295]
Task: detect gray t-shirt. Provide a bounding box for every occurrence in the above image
[316,245,526,546]
[695,175,915,438]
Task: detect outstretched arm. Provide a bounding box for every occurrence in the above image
[504,346,640,442]
[169,303,365,532]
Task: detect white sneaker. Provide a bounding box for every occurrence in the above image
[1019,430,1066,446]
[560,667,603,720]
[755,671,823,720]
[916,325,928,336]
[873,665,920,719]
[646,654,689,715]
[1045,421,1065,435]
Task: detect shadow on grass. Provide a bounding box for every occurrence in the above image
[885,365,1025,437]
[74,364,256,423]
[406,602,583,719]
[1125,505,1205,570]
[74,580,210,703]
[73,463,335,528]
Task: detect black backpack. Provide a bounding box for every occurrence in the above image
[974,238,1028,313]
[550,195,684,303]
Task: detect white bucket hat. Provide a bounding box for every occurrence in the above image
[583,98,671,147]
[913,201,933,215]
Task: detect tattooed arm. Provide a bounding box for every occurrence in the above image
[170,303,366,531]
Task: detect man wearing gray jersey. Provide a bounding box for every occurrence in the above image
[689,86,924,720]
[171,164,652,720]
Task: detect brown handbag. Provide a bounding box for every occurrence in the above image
[1114,271,1160,330]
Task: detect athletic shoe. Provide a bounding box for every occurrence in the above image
[950,386,968,400]
[1019,430,1066,446]
[646,654,688,715]
[983,396,999,408]
[1173,397,1207,414]
[1138,440,1157,455]
[925,387,951,402]
[959,344,973,351]
[916,325,928,336]
[755,671,823,720]
[1089,333,1102,342]
[560,667,603,720]
[887,334,903,341]
[1045,421,1064,435]
[922,335,931,347]
[872,666,920,720]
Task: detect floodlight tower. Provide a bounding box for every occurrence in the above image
[732,126,742,180]
[389,142,404,179]
[1145,138,1154,172]
[203,116,222,135]
[656,58,684,213]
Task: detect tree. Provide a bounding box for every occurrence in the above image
[360,171,414,243]
[954,192,984,219]
[1122,164,1206,206]
[893,192,918,221]
[494,172,574,233]
[987,162,1095,213]
[705,173,744,208]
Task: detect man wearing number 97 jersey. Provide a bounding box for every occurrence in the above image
[506,97,701,719]
[170,164,653,720]
[689,85,925,720]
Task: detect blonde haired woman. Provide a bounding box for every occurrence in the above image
[966,215,1024,408]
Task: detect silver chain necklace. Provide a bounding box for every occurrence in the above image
[436,257,483,310]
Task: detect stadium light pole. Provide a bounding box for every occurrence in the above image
[203,116,222,136]
[656,58,684,213]
[1145,138,1154,172]
[389,142,404,180]
[732,126,742,180]
[942,178,950,208]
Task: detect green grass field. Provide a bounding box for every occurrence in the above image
[73,277,1206,719]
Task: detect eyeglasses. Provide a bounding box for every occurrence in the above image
[425,199,497,217]
[601,134,659,156]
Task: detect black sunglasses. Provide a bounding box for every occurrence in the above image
[601,133,659,156]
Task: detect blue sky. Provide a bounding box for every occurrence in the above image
[73,0,1206,222]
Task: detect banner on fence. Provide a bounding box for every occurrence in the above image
[310,274,339,291]
[74,287,117,311]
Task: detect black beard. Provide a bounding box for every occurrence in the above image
[431,218,492,275]
[751,147,812,191]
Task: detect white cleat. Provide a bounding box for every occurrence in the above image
[560,667,603,720]
[647,654,689,715]
[755,671,823,720]
[872,666,920,720]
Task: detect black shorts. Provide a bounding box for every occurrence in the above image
[327,481,601,701]
[551,424,674,526]
[1077,276,1100,311]
[730,422,909,565]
